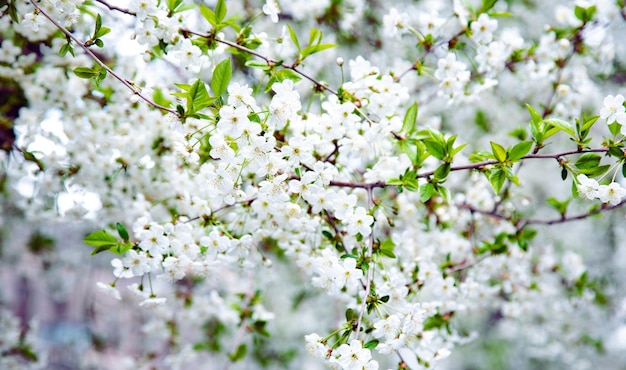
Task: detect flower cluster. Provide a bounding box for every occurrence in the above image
[2,0,626,369]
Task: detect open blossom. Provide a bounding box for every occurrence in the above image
[346,206,374,236]
[129,0,158,19]
[139,225,170,257]
[96,282,122,300]
[122,249,152,277]
[334,339,378,370]
[576,174,599,200]
[600,94,626,125]
[383,8,409,38]
[263,0,280,23]
[171,39,202,69]
[596,182,626,205]
[471,13,498,44]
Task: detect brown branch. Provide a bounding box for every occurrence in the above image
[458,199,626,227]
[94,0,135,15]
[416,148,608,178]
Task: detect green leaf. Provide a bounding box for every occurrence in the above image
[423,313,448,331]
[481,0,498,12]
[116,222,130,242]
[95,13,102,34]
[574,153,601,170]
[489,168,506,193]
[110,242,132,255]
[215,0,227,23]
[245,60,271,70]
[364,339,379,350]
[274,69,302,82]
[96,26,111,39]
[8,1,19,23]
[419,183,435,202]
[308,28,321,46]
[450,142,467,157]
[547,197,570,215]
[438,186,451,203]
[173,3,195,13]
[84,230,118,248]
[508,141,532,161]
[286,24,301,50]
[526,104,542,125]
[95,68,107,86]
[300,44,336,59]
[94,39,104,48]
[490,141,507,162]
[545,118,575,137]
[167,0,183,12]
[574,5,596,22]
[581,116,599,132]
[200,4,217,26]
[345,308,355,321]
[577,164,610,177]
[380,238,396,258]
[403,177,419,192]
[433,163,451,181]
[402,103,418,134]
[211,58,232,97]
[229,343,247,362]
[188,79,211,113]
[59,41,75,57]
[73,66,98,79]
[423,140,445,161]
[608,121,622,137]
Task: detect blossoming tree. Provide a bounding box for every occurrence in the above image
[2,0,626,369]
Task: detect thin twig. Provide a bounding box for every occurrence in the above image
[354,187,375,339]
[458,199,626,227]
[94,0,135,15]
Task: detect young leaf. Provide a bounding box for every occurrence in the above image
[110,242,132,255]
[73,66,98,79]
[286,24,301,50]
[8,1,19,23]
[488,168,506,193]
[200,4,217,26]
[308,28,321,46]
[84,230,118,248]
[608,121,622,137]
[423,140,446,161]
[215,0,227,23]
[433,163,451,181]
[116,222,130,242]
[211,58,232,97]
[188,79,211,113]
[419,183,435,202]
[300,44,336,59]
[508,141,532,161]
[490,141,507,162]
[229,343,247,362]
[574,153,601,170]
[402,102,418,134]
[545,118,575,137]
